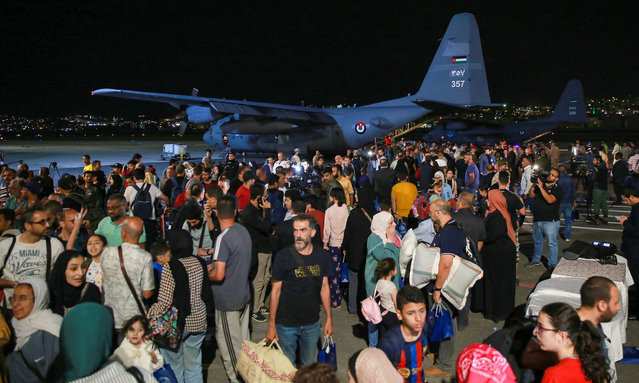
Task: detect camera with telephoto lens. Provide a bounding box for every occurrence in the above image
[530,165,550,184]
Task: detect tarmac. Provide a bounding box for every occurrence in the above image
[1,139,636,381]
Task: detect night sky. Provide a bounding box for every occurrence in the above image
[2,2,638,118]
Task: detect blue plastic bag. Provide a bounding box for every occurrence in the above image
[153,363,178,383]
[317,336,337,370]
[340,262,350,283]
[396,219,408,238]
[426,302,454,343]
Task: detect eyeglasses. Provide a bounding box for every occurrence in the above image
[29,218,49,226]
[9,295,33,304]
[535,322,559,333]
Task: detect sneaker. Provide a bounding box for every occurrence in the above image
[565,238,572,242]
[251,313,267,322]
[525,261,542,267]
[259,307,269,315]
[601,218,608,225]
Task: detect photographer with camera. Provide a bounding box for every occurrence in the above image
[590,155,609,224]
[526,168,562,269]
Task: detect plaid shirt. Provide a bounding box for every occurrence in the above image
[147,257,207,332]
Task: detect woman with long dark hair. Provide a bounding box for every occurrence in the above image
[534,302,610,383]
[323,187,350,308]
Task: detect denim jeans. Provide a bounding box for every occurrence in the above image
[367,321,379,348]
[160,331,205,383]
[559,204,574,239]
[532,220,560,266]
[276,322,321,367]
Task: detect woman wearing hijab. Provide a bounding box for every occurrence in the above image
[60,302,156,382]
[147,229,213,383]
[8,277,63,382]
[482,189,518,322]
[348,348,403,383]
[48,250,102,316]
[364,211,400,347]
[343,183,377,314]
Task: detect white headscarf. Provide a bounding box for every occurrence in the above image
[434,171,445,181]
[371,211,393,244]
[11,277,63,350]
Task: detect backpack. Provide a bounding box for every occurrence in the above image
[411,194,430,221]
[169,177,187,206]
[360,283,394,324]
[131,183,154,220]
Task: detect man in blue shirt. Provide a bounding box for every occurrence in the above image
[557,166,577,241]
[423,199,466,378]
[464,152,479,195]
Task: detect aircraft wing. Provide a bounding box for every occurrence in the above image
[92,89,336,124]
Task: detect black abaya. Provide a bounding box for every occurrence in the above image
[482,211,517,321]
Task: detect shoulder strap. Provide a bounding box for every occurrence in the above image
[144,183,151,192]
[198,217,207,249]
[45,237,51,280]
[373,281,395,299]
[118,246,146,315]
[288,247,320,291]
[0,236,17,277]
[361,208,372,222]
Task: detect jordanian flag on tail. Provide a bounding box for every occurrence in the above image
[452,56,467,63]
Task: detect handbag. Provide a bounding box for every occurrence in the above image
[237,339,297,382]
[153,363,178,383]
[426,302,454,343]
[149,306,182,351]
[317,336,337,371]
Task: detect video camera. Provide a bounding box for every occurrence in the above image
[570,157,589,177]
[530,165,550,184]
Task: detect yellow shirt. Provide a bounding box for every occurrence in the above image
[391,181,418,218]
[83,164,93,173]
[338,176,354,206]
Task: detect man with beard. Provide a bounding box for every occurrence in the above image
[577,276,621,367]
[424,199,466,378]
[266,215,333,367]
[95,194,146,247]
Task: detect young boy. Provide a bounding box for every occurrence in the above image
[150,239,171,277]
[378,286,428,382]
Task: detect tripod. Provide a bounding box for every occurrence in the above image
[574,174,593,221]
[49,162,61,180]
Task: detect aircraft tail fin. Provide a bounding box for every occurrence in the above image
[550,79,587,123]
[415,13,491,107]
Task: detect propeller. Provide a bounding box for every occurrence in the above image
[177,88,199,136]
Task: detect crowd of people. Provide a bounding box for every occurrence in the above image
[0,136,637,383]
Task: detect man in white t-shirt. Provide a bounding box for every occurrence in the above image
[124,168,169,247]
[0,208,64,307]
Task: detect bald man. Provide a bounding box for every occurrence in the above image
[101,216,155,330]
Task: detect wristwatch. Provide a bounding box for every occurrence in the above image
[434,287,442,292]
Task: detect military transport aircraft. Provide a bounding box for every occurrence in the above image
[93,13,494,154]
[421,79,588,144]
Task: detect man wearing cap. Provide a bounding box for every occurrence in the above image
[161,164,187,206]
[225,152,240,180]
[20,180,42,209]
[291,148,301,165]
[111,162,125,184]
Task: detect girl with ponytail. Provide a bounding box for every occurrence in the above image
[534,302,610,383]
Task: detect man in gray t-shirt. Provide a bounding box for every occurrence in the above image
[208,196,252,383]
